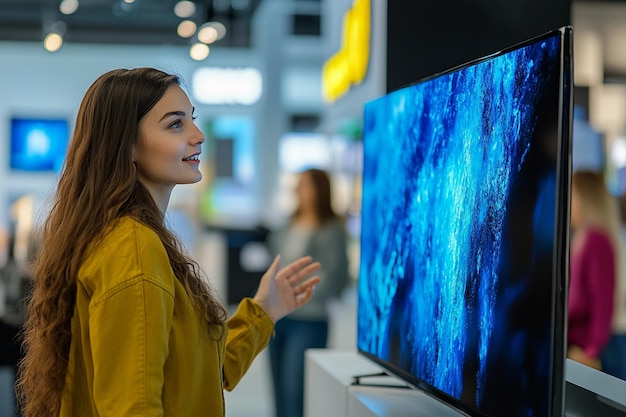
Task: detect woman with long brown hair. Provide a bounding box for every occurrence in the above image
[266,168,350,417]
[16,67,320,417]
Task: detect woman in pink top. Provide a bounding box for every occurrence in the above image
[568,170,619,369]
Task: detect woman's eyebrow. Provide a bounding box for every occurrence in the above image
[159,110,185,122]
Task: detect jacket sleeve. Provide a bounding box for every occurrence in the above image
[88,276,174,416]
[223,297,274,391]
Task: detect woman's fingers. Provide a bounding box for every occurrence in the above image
[293,276,321,298]
[294,279,319,307]
[277,256,313,276]
[288,263,321,284]
[266,255,281,277]
[278,257,320,284]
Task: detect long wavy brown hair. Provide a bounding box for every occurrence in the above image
[16,68,226,417]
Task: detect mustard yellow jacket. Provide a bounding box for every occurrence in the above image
[60,217,274,416]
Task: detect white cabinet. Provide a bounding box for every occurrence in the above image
[304,349,464,417]
[304,349,626,417]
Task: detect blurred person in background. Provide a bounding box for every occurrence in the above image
[568,170,620,370]
[603,190,626,380]
[267,168,350,417]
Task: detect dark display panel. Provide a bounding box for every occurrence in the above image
[358,28,572,417]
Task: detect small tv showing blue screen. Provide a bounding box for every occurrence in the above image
[358,27,572,417]
[10,117,69,172]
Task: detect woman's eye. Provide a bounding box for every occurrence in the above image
[170,120,182,129]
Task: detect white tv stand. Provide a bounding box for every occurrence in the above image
[304,350,626,417]
[304,349,464,417]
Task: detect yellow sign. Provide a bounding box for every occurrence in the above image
[322,0,371,103]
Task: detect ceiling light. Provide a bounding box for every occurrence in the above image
[59,0,79,15]
[198,25,218,44]
[174,1,196,18]
[190,43,210,61]
[124,0,136,3]
[44,33,63,52]
[177,20,197,38]
[200,21,226,40]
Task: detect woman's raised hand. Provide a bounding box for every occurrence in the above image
[253,255,321,323]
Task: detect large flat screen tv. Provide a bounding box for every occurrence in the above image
[358,27,572,417]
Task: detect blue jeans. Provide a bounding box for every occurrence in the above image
[269,317,328,417]
[601,333,626,381]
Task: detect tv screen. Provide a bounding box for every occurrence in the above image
[358,27,572,417]
[10,117,69,172]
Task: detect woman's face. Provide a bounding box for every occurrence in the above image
[134,85,205,195]
[295,172,317,211]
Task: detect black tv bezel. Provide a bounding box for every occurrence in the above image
[357,26,573,417]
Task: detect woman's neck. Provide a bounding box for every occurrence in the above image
[141,181,173,214]
[294,209,319,226]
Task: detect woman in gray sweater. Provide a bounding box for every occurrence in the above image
[267,168,350,417]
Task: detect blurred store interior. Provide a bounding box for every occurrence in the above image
[1,0,626,416]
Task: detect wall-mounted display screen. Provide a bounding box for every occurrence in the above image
[207,116,255,184]
[10,117,69,172]
[358,27,572,417]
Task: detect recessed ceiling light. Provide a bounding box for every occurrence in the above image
[190,43,210,61]
[202,21,226,40]
[198,25,218,44]
[174,1,196,18]
[177,20,197,38]
[44,33,63,52]
[59,0,79,15]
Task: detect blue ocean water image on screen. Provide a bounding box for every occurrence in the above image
[358,34,562,417]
